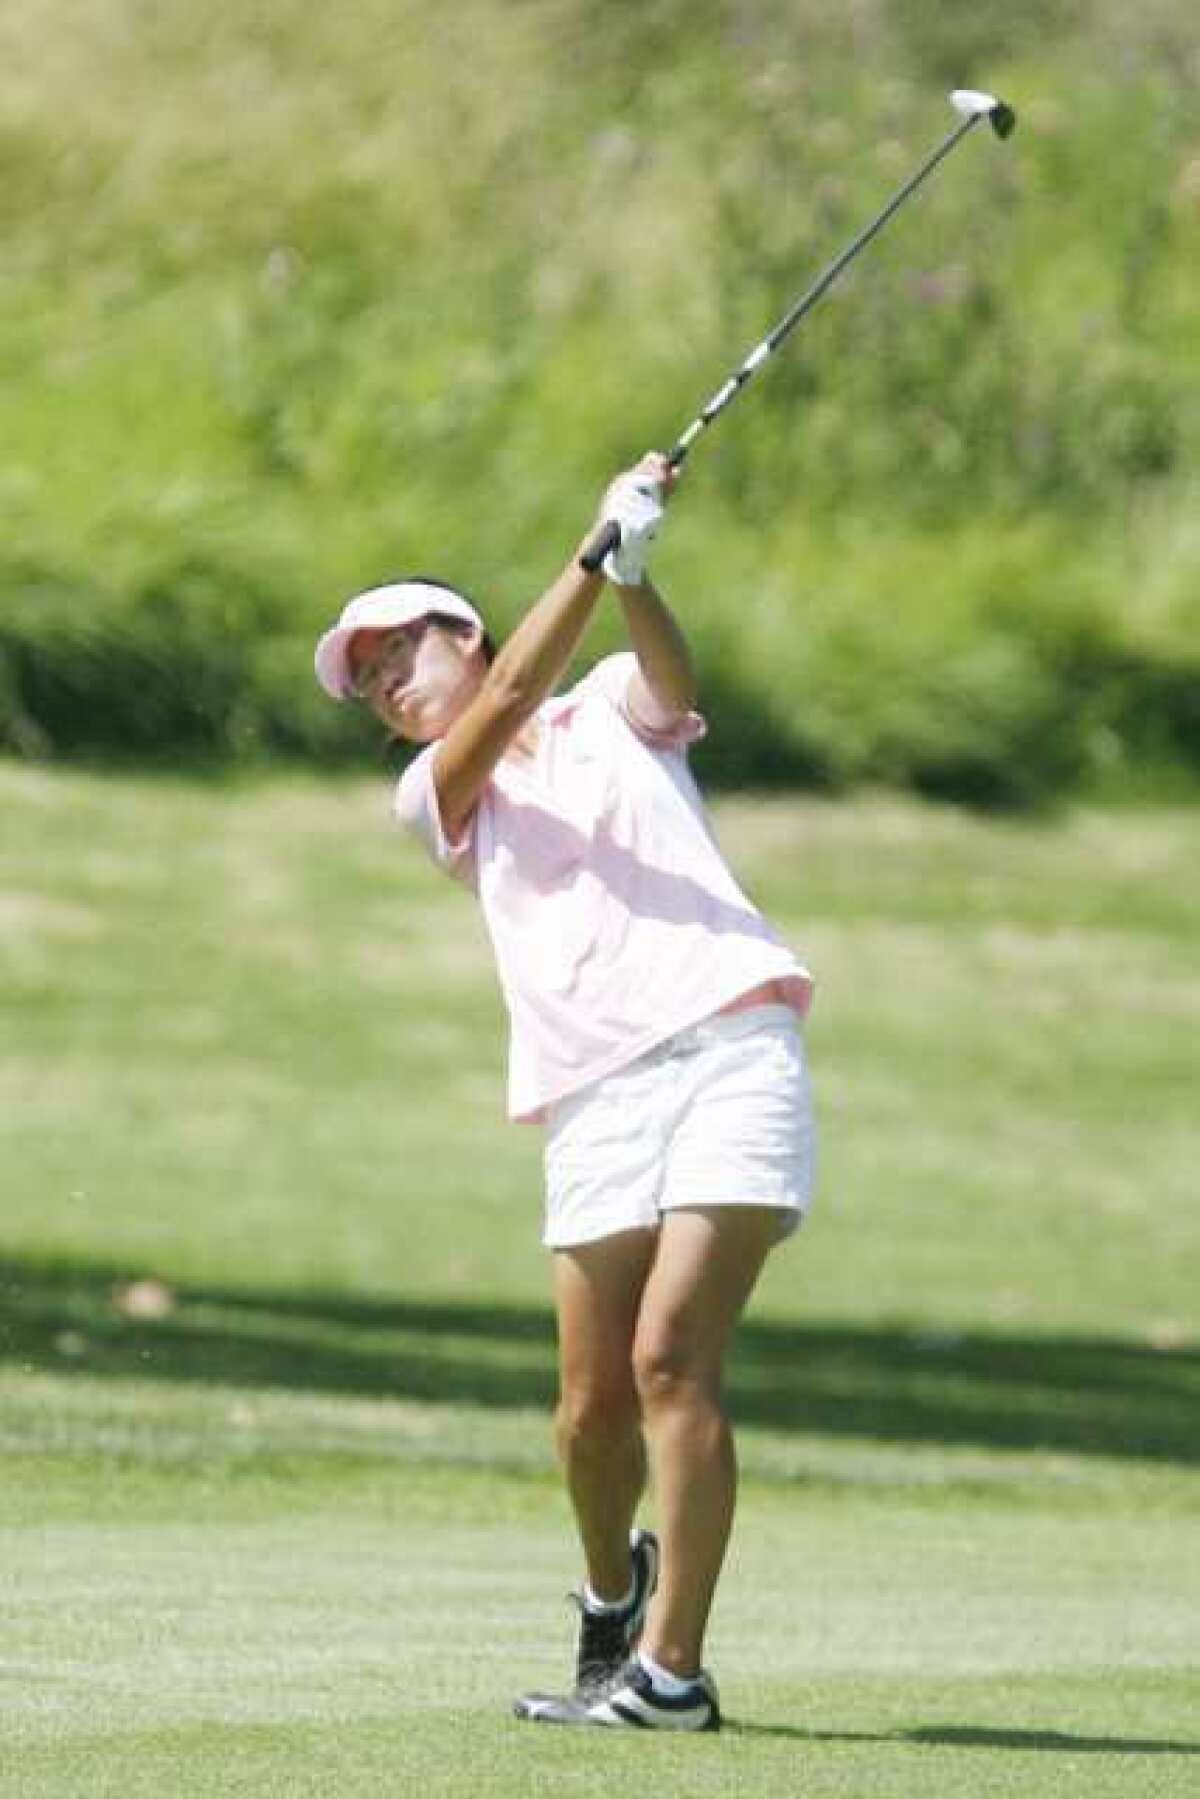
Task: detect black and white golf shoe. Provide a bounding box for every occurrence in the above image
[513,1528,659,1721]
[571,1528,659,1692]
[515,1656,721,1732]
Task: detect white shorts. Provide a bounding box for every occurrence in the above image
[542,1005,815,1250]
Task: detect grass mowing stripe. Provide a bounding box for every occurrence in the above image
[5,1468,1198,1795]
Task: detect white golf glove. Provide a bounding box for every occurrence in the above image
[598,472,664,587]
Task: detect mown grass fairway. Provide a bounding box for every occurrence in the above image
[2,767,1198,1796]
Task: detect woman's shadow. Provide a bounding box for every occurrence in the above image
[728,1722,1200,1754]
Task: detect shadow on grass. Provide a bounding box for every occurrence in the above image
[0,1254,1197,1465]
[730,1721,1200,1754]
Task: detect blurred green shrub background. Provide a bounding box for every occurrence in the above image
[1,0,1196,802]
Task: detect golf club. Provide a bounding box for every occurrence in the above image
[581,88,1017,572]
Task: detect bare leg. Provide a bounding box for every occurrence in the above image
[552,1228,658,1600]
[632,1206,781,1675]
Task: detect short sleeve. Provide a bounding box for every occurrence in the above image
[574,652,707,751]
[393,745,477,884]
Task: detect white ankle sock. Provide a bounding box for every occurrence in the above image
[637,1649,695,1696]
[582,1576,635,1615]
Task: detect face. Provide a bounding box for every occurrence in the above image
[348,617,485,741]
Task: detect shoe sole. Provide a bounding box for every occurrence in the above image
[513,1694,720,1731]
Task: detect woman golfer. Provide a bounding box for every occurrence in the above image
[314,454,814,1731]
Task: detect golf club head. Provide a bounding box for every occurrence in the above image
[950,88,1017,139]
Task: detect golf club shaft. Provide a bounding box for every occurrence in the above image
[669,111,982,463]
[580,108,988,573]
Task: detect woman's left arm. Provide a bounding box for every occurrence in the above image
[603,449,697,720]
[617,577,698,719]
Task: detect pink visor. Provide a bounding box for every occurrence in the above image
[314,581,485,699]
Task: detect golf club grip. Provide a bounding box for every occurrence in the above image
[579,519,621,573]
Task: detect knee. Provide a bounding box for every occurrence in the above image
[556,1375,639,1456]
[632,1328,718,1417]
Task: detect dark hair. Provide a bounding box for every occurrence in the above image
[406,574,496,663]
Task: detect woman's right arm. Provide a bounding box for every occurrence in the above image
[431,540,606,841]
